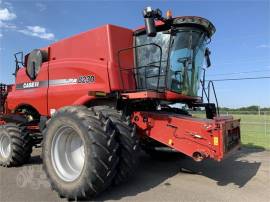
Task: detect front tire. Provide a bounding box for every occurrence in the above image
[42,106,119,200]
[92,106,140,184]
[0,123,33,167]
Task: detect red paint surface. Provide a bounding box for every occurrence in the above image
[6,24,134,115]
[133,111,240,161]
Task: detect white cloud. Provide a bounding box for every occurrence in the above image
[0,20,16,29]
[19,26,55,40]
[0,8,16,21]
[28,25,46,33]
[0,4,55,41]
[256,44,270,49]
[0,7,16,30]
[36,3,47,12]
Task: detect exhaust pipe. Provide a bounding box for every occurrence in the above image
[142,7,163,37]
[143,7,157,37]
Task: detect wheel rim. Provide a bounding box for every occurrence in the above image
[0,133,11,159]
[51,126,85,182]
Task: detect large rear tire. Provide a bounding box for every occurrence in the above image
[92,106,140,184]
[0,123,33,167]
[42,106,119,200]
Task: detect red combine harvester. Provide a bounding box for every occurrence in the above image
[0,7,240,199]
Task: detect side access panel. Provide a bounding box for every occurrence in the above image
[47,58,110,112]
[6,62,49,116]
[47,26,112,112]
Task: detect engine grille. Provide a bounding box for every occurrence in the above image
[225,126,240,152]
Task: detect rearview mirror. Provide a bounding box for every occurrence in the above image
[205,48,211,68]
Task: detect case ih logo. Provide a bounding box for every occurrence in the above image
[23,82,40,89]
[16,82,43,90]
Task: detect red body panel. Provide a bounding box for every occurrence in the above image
[47,58,109,111]
[6,25,134,115]
[7,63,49,115]
[121,90,202,101]
[106,25,134,91]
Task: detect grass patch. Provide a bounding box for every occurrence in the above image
[192,113,270,150]
[232,114,270,149]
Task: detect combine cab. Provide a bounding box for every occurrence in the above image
[0,7,240,200]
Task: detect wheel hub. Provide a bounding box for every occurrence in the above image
[0,133,11,159]
[51,126,85,182]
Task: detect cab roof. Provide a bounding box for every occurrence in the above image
[135,16,216,38]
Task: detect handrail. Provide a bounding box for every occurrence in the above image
[208,81,220,115]
[117,43,163,92]
[201,68,206,100]
[200,77,220,116]
[200,80,209,102]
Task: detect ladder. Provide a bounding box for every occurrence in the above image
[0,83,7,114]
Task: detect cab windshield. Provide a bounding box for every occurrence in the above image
[168,30,207,96]
[135,28,208,97]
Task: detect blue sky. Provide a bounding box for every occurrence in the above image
[0,0,269,107]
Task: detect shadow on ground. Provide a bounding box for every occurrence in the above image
[178,146,263,188]
[93,146,263,201]
[27,155,43,165]
[25,146,264,201]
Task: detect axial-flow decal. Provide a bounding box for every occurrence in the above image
[16,75,96,90]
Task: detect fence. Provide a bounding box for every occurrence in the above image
[192,110,270,148]
[219,111,270,137]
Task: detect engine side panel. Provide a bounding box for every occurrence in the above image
[106,25,135,91]
[6,62,49,115]
[6,24,134,116]
[47,58,109,112]
[47,25,112,112]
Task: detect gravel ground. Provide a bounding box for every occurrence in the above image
[0,147,269,202]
